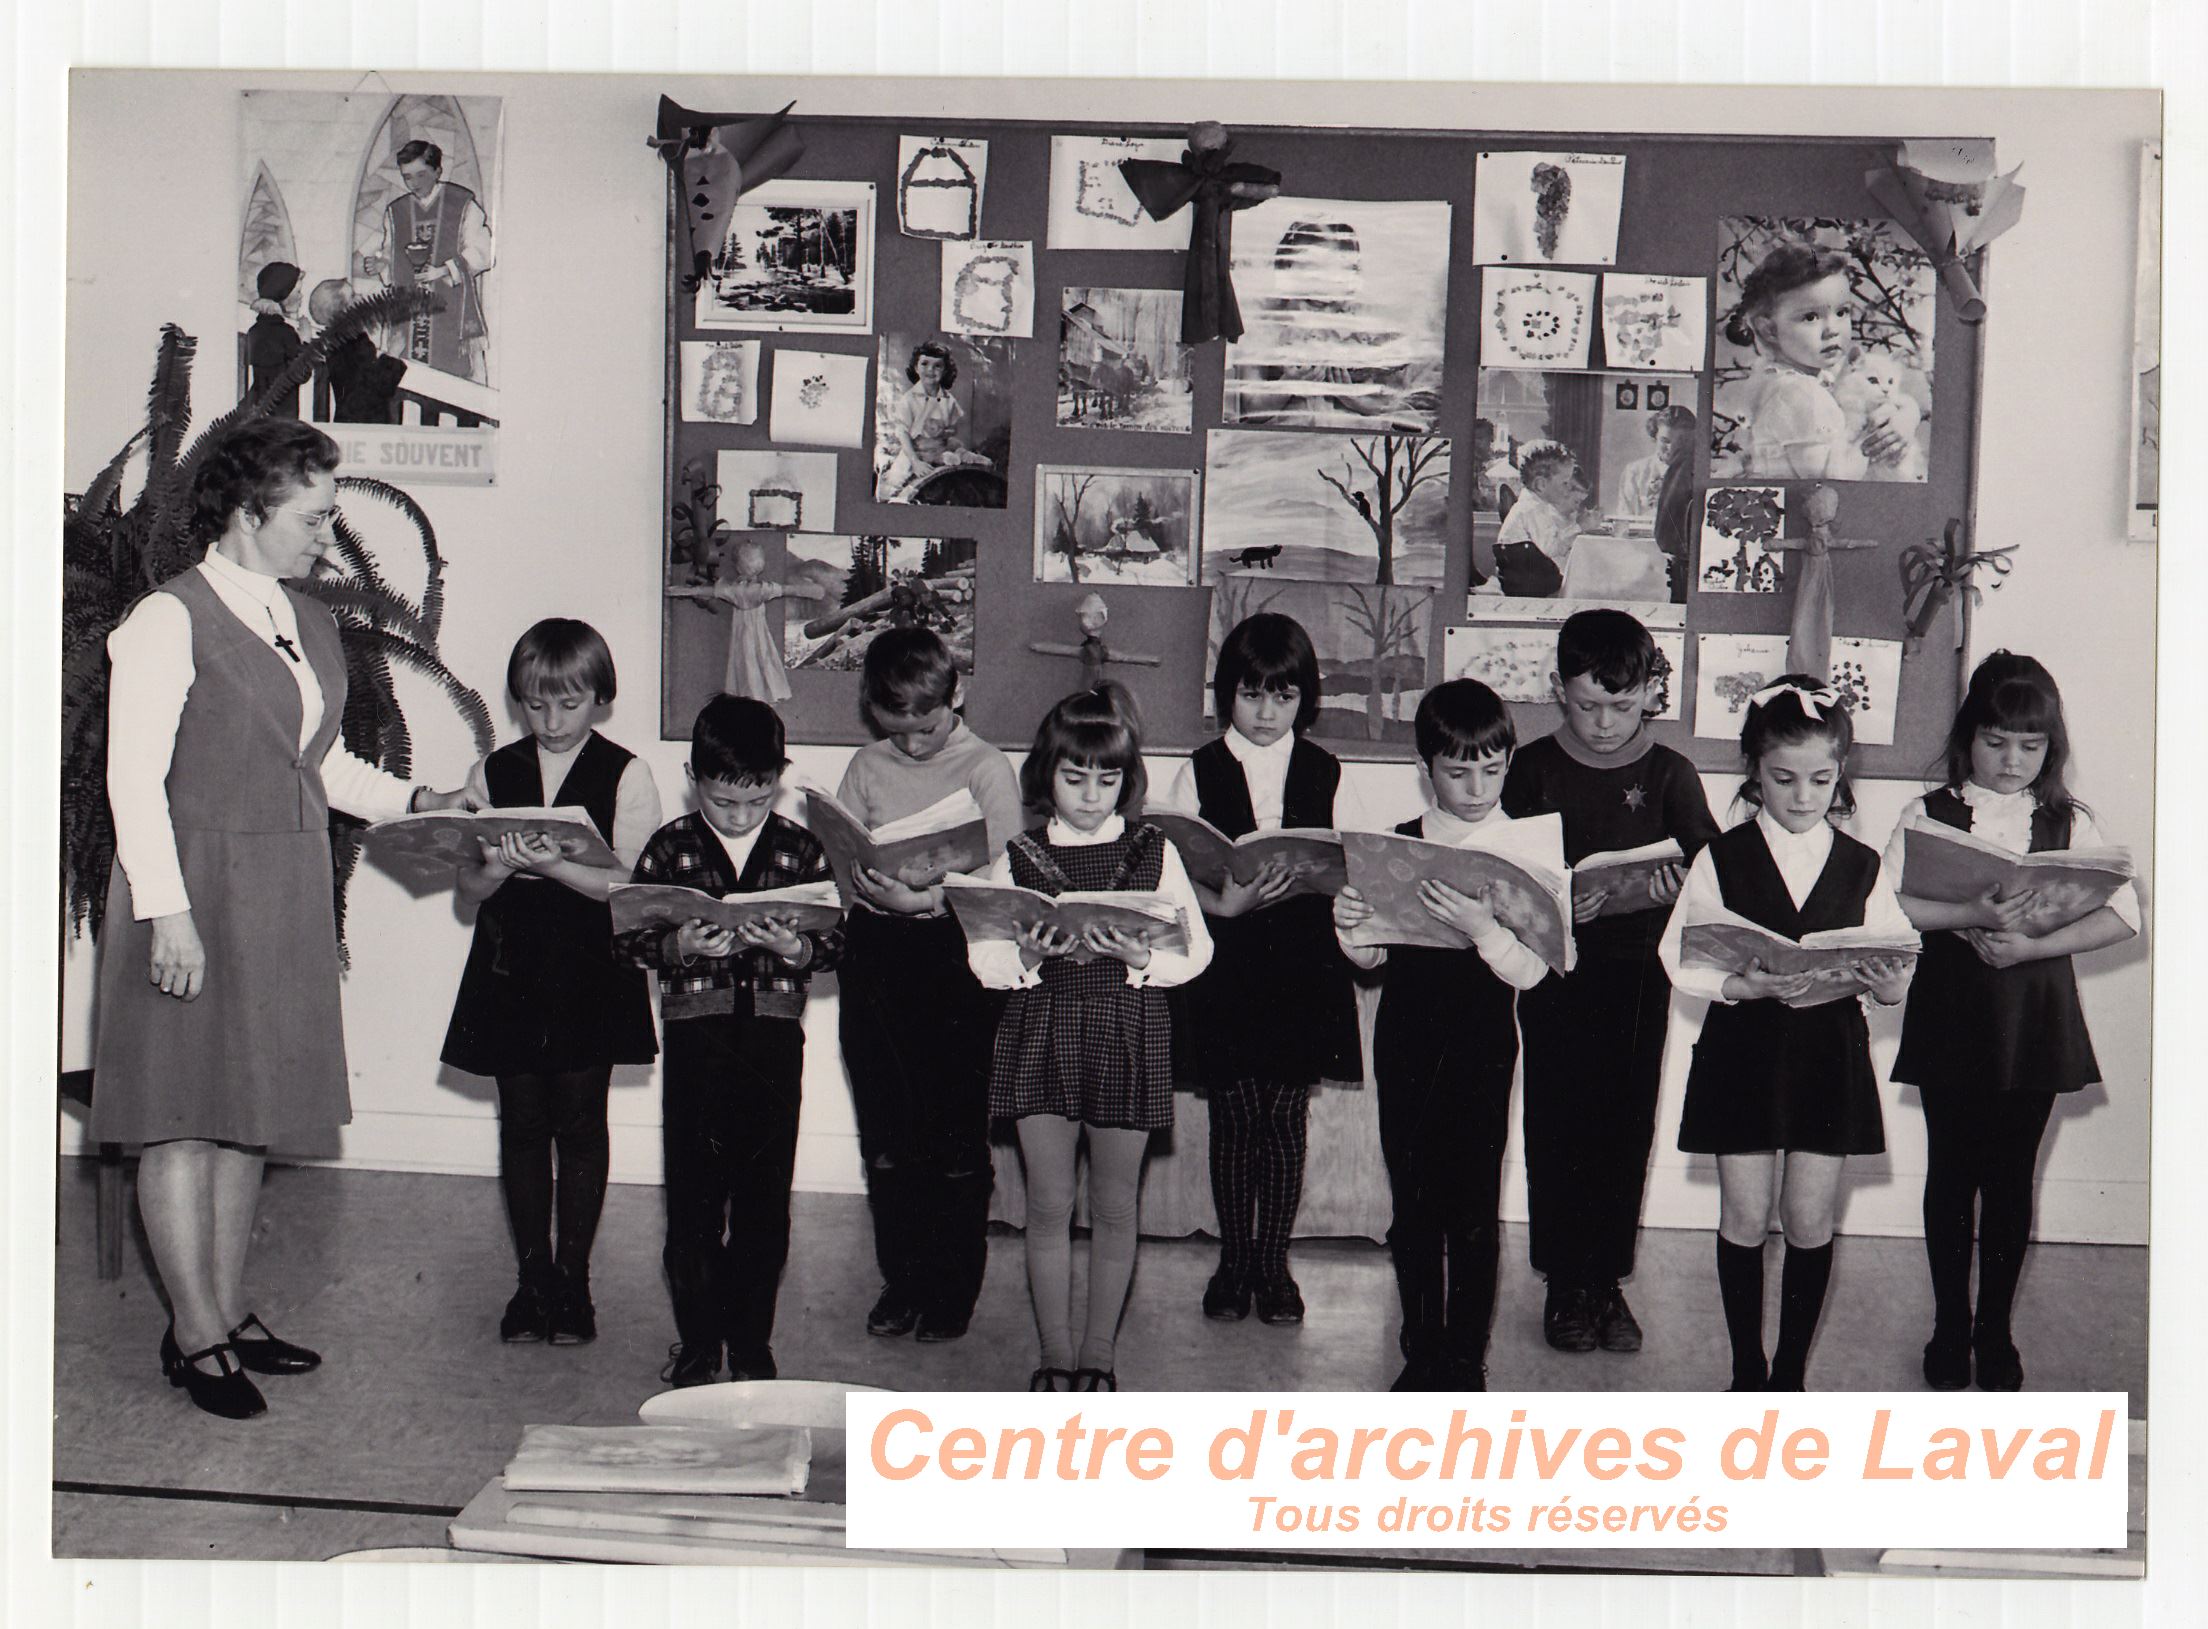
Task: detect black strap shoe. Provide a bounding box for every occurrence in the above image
[916,1309,971,1343]
[225,1313,322,1375]
[548,1275,597,1346]
[1073,1367,1119,1391]
[161,1327,267,1420]
[500,1279,553,1343]
[726,1347,779,1382]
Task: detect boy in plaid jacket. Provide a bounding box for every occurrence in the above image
[618,695,842,1387]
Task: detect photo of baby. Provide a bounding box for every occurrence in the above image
[1712,216,1935,483]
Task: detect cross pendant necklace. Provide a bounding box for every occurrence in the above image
[262,601,301,663]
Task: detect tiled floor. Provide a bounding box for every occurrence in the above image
[50,1159,2147,1569]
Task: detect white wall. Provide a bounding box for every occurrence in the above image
[60,73,2156,1245]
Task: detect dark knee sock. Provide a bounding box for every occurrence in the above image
[1252,1081,1311,1282]
[495,1076,555,1276]
[1767,1240,1835,1389]
[1208,1079,1260,1277]
[548,1070,611,1281]
[1715,1236,1767,1388]
[1974,1094,2055,1345]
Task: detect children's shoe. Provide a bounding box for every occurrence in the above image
[1542,1283,1598,1353]
[1202,1265,1252,1321]
[1441,1356,1489,1391]
[1253,1277,1305,1325]
[915,1310,970,1343]
[500,1279,553,1344]
[727,1347,778,1382]
[1389,1357,1435,1392]
[660,1342,722,1388]
[1591,1284,1643,1353]
[547,1276,597,1346]
[1073,1367,1118,1391]
[1973,1332,2024,1392]
[1029,1366,1075,1391]
[1727,1366,1767,1392]
[866,1287,920,1338]
[1922,1327,1972,1391]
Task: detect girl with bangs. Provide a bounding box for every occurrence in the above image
[968,684,1213,1392]
[1886,653,2140,1392]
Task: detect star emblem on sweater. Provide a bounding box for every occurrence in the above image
[1622,783,1647,811]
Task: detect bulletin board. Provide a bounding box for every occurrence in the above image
[660,115,1986,779]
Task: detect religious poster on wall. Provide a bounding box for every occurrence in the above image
[1712,215,1934,483]
[1220,197,1451,433]
[239,90,504,483]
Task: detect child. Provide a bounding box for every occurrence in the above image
[618,696,843,1387]
[443,619,661,1346]
[1502,609,1721,1355]
[835,628,1024,1343]
[1491,441,1583,598]
[1659,678,1916,1390]
[969,684,1213,1391]
[879,340,985,501]
[1157,612,1363,1324]
[1722,240,1912,480]
[1331,680,1549,1389]
[310,277,408,424]
[1885,653,2138,1391]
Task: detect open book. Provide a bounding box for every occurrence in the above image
[1140,812,1346,903]
[803,788,994,908]
[362,805,618,871]
[1574,838,1685,918]
[1679,909,1920,1008]
[609,880,845,939]
[1338,813,1574,973]
[1899,822,2135,935]
[941,875,1192,958]
[502,1424,813,1497]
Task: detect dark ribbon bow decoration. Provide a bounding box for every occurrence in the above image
[648,96,806,291]
[1119,122,1282,344]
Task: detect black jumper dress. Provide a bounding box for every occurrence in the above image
[1891,789,2101,1095]
[1175,736,1361,1089]
[440,733,658,1076]
[1676,822,1886,1157]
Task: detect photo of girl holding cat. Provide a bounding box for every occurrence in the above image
[1711,219,1935,483]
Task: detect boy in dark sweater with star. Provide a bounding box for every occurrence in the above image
[1502,609,1719,1358]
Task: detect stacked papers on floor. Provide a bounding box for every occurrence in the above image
[446,1417,1079,1567]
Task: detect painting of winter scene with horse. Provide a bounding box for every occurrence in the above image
[1056,287,1195,435]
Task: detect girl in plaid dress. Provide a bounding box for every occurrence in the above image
[967,685,1213,1392]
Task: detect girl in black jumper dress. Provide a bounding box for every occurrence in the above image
[1886,653,2138,1392]
[1658,678,1915,1390]
[1160,614,1362,1325]
[444,621,660,1345]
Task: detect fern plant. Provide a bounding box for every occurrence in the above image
[62,297,494,957]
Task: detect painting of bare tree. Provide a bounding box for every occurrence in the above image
[1202,428,1450,588]
[1033,465,1199,586]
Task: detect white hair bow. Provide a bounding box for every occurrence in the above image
[1748,681,1843,719]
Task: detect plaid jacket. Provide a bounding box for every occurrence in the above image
[616,811,844,1023]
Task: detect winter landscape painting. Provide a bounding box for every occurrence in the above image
[1201,429,1450,588]
[1032,466,1200,587]
[1207,577,1434,745]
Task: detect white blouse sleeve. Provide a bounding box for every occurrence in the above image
[104,594,196,921]
[1152,758,1203,819]
[1123,838,1214,990]
[1657,846,1734,1004]
[1882,796,1930,895]
[611,757,665,872]
[1471,919,1549,992]
[319,739,416,823]
[966,848,1041,990]
[2069,809,2143,933]
[1857,855,1920,1007]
